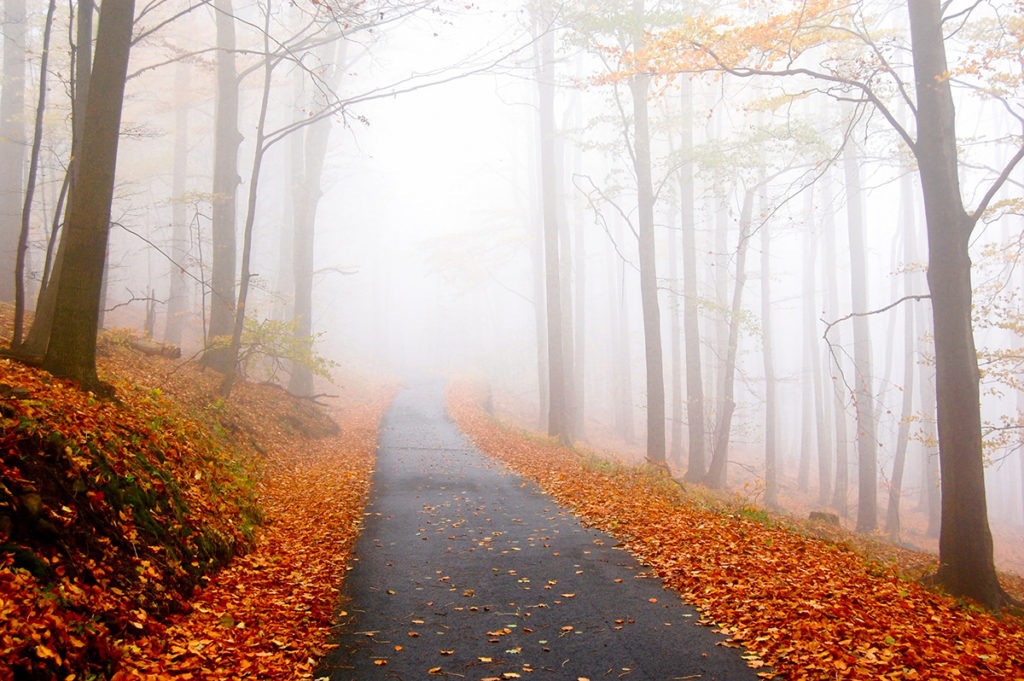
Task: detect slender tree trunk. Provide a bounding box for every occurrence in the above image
[915,297,940,537]
[205,0,241,371]
[806,189,832,505]
[761,196,778,507]
[573,185,586,440]
[843,144,878,533]
[219,4,274,396]
[668,218,683,465]
[630,0,665,464]
[800,188,818,494]
[42,0,134,392]
[823,173,851,516]
[706,187,753,488]
[288,38,345,396]
[22,0,92,357]
[163,59,190,346]
[0,0,25,303]
[533,211,548,429]
[537,7,569,444]
[12,0,56,346]
[611,227,634,444]
[885,175,919,537]
[679,77,706,481]
[909,0,1007,607]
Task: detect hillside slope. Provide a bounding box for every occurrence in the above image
[0,330,383,680]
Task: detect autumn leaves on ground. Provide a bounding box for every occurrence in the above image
[0,328,389,681]
[2,341,1024,681]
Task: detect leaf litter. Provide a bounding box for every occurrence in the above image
[448,386,1024,681]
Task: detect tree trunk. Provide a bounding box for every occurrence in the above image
[824,175,850,516]
[572,183,586,440]
[706,187,753,488]
[12,0,56,346]
[915,304,941,537]
[163,58,190,346]
[0,0,25,303]
[760,194,778,507]
[21,0,92,358]
[205,0,241,371]
[908,0,1008,608]
[288,38,345,397]
[805,188,832,505]
[609,234,634,444]
[679,77,706,481]
[630,0,665,465]
[537,7,569,444]
[801,187,822,495]
[218,3,274,396]
[843,144,878,533]
[668,214,683,465]
[42,0,134,393]
[884,175,918,537]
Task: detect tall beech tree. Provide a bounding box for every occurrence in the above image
[0,0,25,304]
[534,1,571,445]
[636,0,1023,607]
[42,0,135,392]
[204,0,241,371]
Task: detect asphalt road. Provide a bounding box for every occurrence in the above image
[319,379,764,681]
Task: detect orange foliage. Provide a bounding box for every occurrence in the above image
[118,398,385,680]
[449,387,1024,681]
[0,327,387,680]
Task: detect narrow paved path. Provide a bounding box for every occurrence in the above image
[321,379,762,680]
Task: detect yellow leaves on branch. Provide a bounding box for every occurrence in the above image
[595,0,853,84]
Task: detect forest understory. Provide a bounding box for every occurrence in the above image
[0,308,390,680]
[2,313,1023,679]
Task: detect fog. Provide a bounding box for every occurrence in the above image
[4,0,1024,578]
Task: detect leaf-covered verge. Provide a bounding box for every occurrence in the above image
[448,385,1024,681]
[0,326,387,680]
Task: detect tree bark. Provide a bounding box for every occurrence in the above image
[668,213,683,465]
[630,0,665,465]
[0,0,25,303]
[537,5,569,444]
[163,59,190,346]
[804,188,832,505]
[800,188,819,494]
[760,193,778,507]
[908,0,1008,607]
[885,175,918,537]
[218,3,274,396]
[288,38,345,397]
[12,0,57,346]
[21,0,92,358]
[679,76,706,481]
[843,144,878,533]
[706,187,753,488]
[205,0,241,371]
[823,175,850,516]
[42,0,134,392]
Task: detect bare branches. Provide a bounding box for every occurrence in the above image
[822,294,932,344]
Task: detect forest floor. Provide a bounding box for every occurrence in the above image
[448,382,1024,680]
[0,313,392,680]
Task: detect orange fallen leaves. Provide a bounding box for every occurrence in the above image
[0,332,389,680]
[448,387,1024,681]
[118,397,387,679]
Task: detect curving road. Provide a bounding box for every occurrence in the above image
[319,378,763,681]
